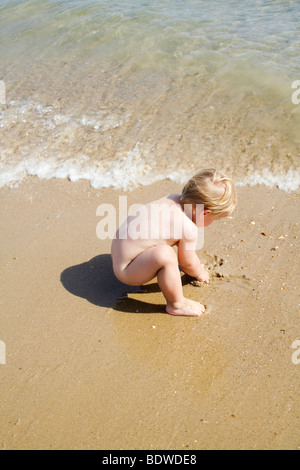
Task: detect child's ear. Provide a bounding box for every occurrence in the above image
[203,210,211,216]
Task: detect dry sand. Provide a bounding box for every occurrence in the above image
[0,177,299,450]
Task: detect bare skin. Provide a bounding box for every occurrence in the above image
[111,194,225,317]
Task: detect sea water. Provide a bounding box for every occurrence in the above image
[0,0,299,191]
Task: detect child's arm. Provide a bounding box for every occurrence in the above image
[177,229,210,283]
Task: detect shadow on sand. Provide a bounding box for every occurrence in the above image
[60,254,168,314]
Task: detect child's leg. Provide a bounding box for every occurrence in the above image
[117,245,205,317]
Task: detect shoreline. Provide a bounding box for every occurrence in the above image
[0,176,299,450]
[1,165,300,194]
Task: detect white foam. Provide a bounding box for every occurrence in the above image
[1,152,299,193]
[0,99,299,193]
[0,148,157,191]
[237,168,300,193]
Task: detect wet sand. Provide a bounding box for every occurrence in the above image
[0,177,299,450]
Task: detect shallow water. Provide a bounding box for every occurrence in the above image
[0,0,299,190]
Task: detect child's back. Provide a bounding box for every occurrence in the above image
[111,194,195,279]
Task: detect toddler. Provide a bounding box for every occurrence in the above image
[111,169,237,316]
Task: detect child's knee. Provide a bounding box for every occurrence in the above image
[154,245,177,266]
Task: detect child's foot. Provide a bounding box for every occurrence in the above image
[166,298,206,317]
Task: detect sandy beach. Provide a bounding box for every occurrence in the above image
[0,177,299,450]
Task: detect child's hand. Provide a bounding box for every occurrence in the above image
[196,265,210,284]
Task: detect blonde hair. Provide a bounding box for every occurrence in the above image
[180,169,237,215]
